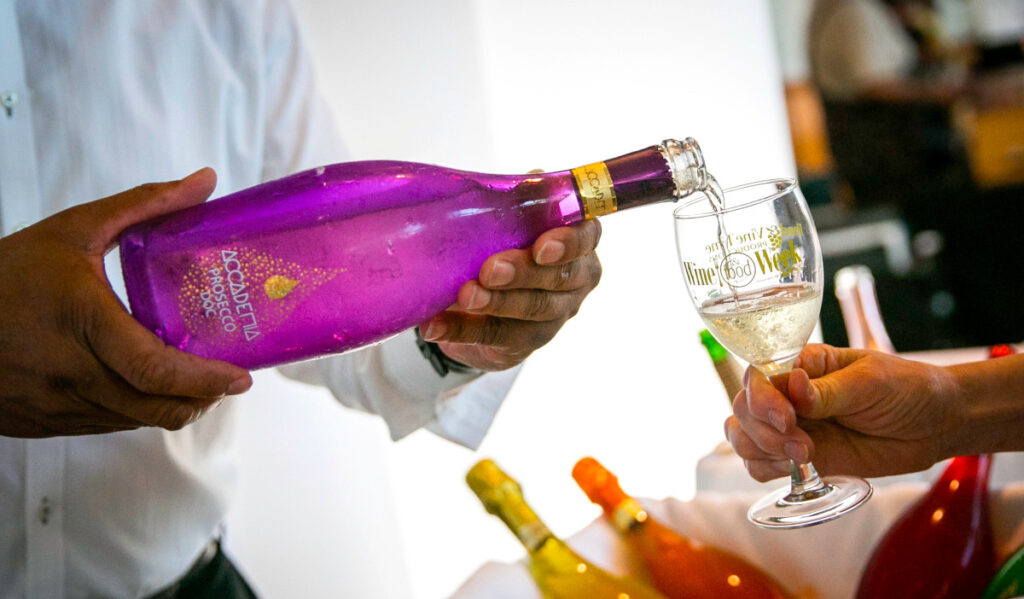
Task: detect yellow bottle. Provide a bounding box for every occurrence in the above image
[466,459,666,599]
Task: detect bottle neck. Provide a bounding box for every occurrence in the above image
[608,497,649,533]
[488,490,555,553]
[713,358,746,402]
[700,329,746,402]
[569,137,707,220]
[834,265,896,353]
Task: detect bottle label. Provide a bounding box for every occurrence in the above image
[571,161,618,219]
[178,247,343,345]
[612,497,647,532]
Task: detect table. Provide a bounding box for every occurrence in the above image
[452,346,1024,599]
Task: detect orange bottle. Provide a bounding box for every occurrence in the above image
[572,457,794,599]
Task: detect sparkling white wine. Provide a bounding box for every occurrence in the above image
[699,284,821,368]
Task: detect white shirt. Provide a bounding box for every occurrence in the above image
[808,0,919,100]
[0,1,516,596]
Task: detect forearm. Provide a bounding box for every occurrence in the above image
[943,353,1024,457]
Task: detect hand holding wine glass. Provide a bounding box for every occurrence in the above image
[728,342,1024,480]
[674,179,872,528]
[726,344,960,480]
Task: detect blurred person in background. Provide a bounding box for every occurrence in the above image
[807,0,971,221]
[807,0,1024,346]
[0,1,603,597]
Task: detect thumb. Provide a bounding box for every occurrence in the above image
[66,168,217,253]
[788,366,863,420]
[87,288,251,400]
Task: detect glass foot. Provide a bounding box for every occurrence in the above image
[748,475,873,529]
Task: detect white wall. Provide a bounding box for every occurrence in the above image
[226,1,795,598]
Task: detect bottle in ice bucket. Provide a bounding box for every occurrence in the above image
[120,139,709,369]
[572,457,793,599]
[466,458,666,599]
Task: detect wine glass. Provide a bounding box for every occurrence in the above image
[673,179,872,528]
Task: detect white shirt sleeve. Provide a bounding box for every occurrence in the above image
[261,0,516,449]
[278,331,520,449]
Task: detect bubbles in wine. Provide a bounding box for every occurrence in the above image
[699,283,821,368]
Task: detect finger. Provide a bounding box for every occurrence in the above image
[63,168,217,252]
[733,387,814,461]
[457,280,585,321]
[42,350,221,432]
[86,290,251,399]
[532,220,602,266]
[745,368,798,434]
[744,459,793,482]
[93,383,222,431]
[792,344,869,378]
[789,359,871,420]
[478,252,602,292]
[788,369,821,418]
[421,311,557,352]
[768,371,791,394]
[1,382,140,438]
[725,416,779,461]
[805,424,937,478]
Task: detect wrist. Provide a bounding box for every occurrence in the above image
[941,354,1024,458]
[414,328,478,377]
[936,363,970,461]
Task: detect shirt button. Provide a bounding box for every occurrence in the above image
[38,497,51,525]
[1,90,17,117]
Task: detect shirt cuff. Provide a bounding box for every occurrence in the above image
[278,329,519,449]
[378,330,519,447]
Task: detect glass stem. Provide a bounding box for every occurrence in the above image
[789,461,828,498]
[757,359,832,502]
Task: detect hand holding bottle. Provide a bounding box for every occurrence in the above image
[0,169,252,438]
[420,218,602,371]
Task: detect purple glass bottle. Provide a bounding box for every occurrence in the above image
[120,138,707,369]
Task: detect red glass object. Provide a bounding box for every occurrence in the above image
[989,344,1015,358]
[839,267,1003,597]
[854,454,995,598]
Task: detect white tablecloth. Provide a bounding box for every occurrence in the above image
[452,346,1024,599]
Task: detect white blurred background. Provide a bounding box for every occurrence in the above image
[224,1,798,597]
